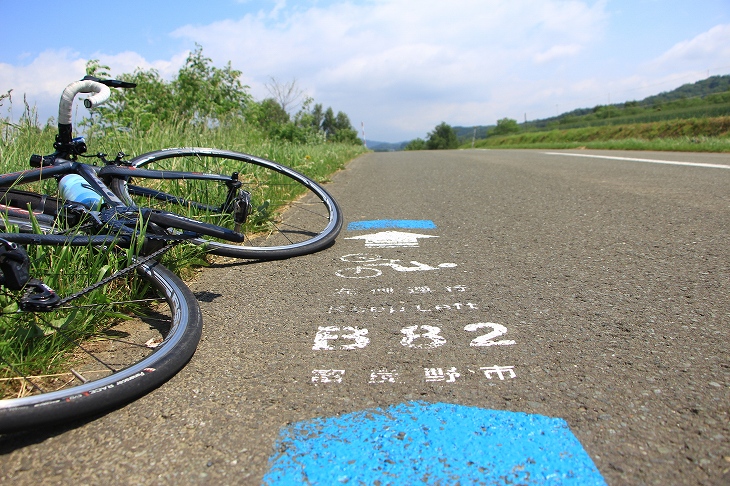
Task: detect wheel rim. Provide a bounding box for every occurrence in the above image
[120,148,342,259]
[0,252,201,431]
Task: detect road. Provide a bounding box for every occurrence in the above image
[1,149,729,485]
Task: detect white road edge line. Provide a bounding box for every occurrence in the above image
[543,152,730,170]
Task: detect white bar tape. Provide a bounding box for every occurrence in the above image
[58,80,111,124]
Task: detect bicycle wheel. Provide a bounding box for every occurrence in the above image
[109,148,343,259]
[0,256,202,433]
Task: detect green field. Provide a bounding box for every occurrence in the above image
[469,116,730,152]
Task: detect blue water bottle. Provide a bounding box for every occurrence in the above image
[58,174,103,209]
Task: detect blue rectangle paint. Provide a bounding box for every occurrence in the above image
[347,219,436,230]
[263,401,607,485]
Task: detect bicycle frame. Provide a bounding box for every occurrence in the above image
[0,75,255,247]
[0,153,247,244]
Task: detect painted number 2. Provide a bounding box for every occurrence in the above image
[464,322,515,347]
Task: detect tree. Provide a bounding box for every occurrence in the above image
[329,111,360,144]
[81,46,363,146]
[86,46,252,132]
[322,107,336,137]
[426,122,459,149]
[404,138,427,150]
[491,118,520,136]
[265,77,305,115]
[173,44,251,120]
[250,98,290,134]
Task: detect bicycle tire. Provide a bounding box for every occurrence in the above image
[109,148,343,259]
[0,259,203,433]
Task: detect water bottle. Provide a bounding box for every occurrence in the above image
[58,174,103,209]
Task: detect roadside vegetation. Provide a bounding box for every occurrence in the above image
[0,47,366,389]
[472,116,730,152]
[404,121,459,150]
[1,47,366,276]
[401,75,730,152]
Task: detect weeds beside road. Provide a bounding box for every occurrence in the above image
[471,116,730,152]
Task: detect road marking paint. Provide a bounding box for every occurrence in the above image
[336,254,458,278]
[544,151,730,170]
[310,366,518,385]
[347,219,437,230]
[263,401,607,485]
[400,325,447,349]
[345,231,438,248]
[312,326,370,350]
[334,284,468,296]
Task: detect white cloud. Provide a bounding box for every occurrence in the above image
[19,1,730,142]
[0,50,87,121]
[0,49,190,126]
[169,0,609,139]
[95,51,190,80]
[534,44,584,64]
[651,24,730,70]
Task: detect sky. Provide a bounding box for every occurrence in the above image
[2,0,730,142]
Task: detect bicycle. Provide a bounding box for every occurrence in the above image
[0,77,343,433]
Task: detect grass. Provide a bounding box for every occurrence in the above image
[0,115,366,396]
[470,116,730,152]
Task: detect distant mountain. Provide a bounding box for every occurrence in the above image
[641,75,730,106]
[365,140,410,152]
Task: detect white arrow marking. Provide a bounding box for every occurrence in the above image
[344,231,438,248]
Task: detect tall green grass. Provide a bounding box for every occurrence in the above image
[0,115,366,394]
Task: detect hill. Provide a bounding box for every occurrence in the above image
[365,140,410,152]
[521,74,730,132]
[641,75,730,106]
[452,125,494,144]
[377,75,730,150]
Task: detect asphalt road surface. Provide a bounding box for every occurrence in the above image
[1,149,728,485]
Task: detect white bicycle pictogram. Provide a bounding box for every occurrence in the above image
[335,253,457,279]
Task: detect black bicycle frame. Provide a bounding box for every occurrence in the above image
[0,155,246,243]
[0,158,123,206]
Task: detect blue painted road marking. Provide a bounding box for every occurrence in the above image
[263,401,606,485]
[347,219,436,231]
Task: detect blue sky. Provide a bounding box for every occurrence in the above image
[2,0,730,142]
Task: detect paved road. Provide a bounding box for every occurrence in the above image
[1,149,728,484]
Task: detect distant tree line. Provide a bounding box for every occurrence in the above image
[404,118,523,150]
[404,74,730,149]
[86,45,362,145]
[404,122,459,150]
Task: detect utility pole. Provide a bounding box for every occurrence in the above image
[361,122,367,148]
